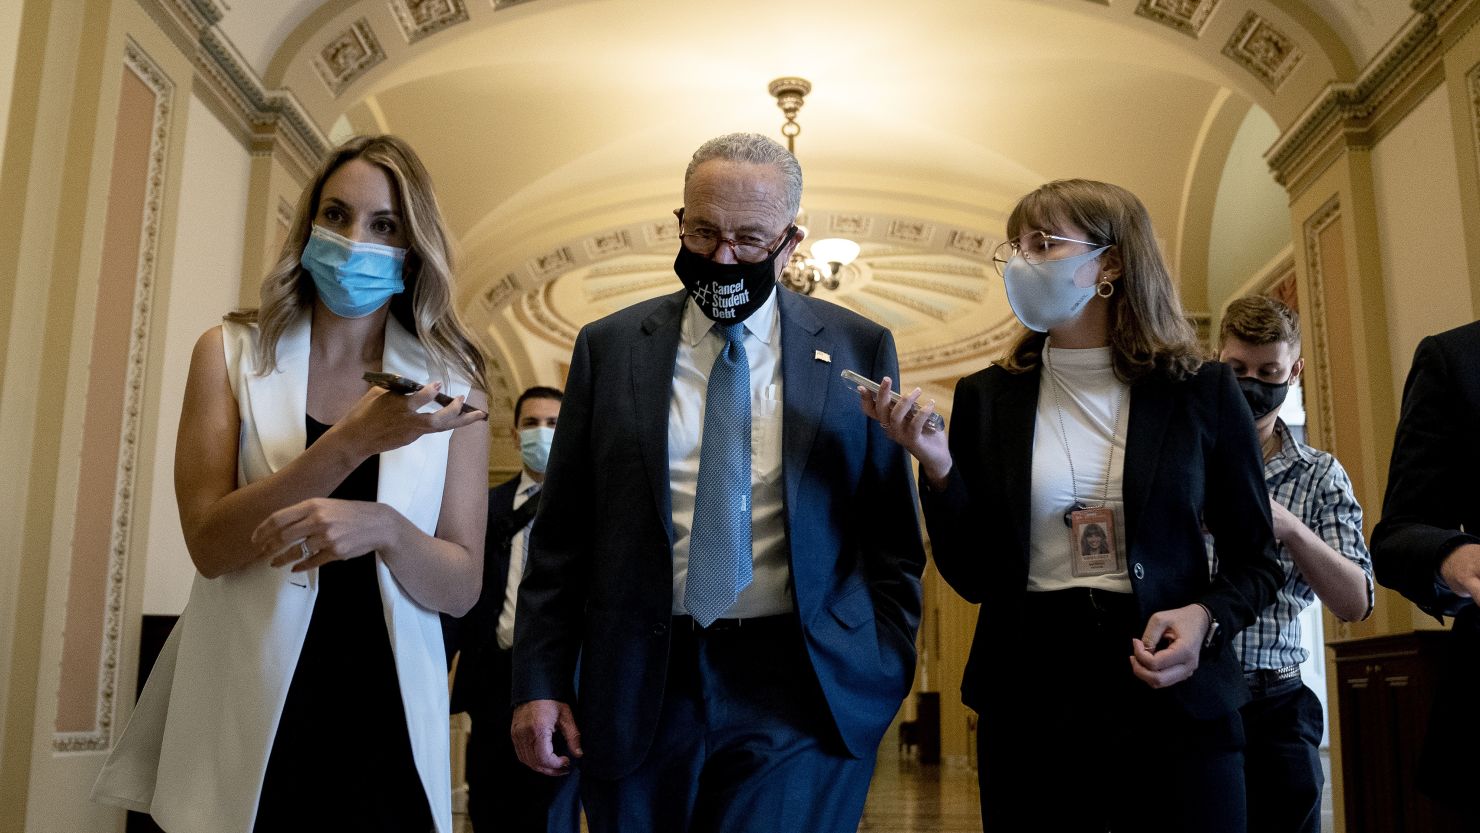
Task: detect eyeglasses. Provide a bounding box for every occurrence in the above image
[991,230,1108,276]
[679,217,797,264]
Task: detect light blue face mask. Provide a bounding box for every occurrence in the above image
[1001,245,1110,333]
[300,225,408,318]
[519,426,556,474]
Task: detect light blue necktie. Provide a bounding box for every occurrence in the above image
[519,482,541,570]
[684,322,753,627]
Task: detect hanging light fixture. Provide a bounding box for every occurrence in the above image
[768,77,859,295]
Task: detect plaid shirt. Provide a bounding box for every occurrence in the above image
[1234,420,1374,671]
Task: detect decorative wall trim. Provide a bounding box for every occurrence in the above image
[53,39,174,753]
[1469,59,1480,198]
[313,19,386,97]
[1222,12,1304,91]
[1265,3,1453,191]
[1136,0,1220,38]
[389,0,471,44]
[1301,197,1342,455]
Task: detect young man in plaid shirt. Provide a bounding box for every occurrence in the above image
[1218,295,1374,833]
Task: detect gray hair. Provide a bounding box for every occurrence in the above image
[684,132,803,217]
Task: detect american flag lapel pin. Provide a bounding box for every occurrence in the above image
[815,350,831,363]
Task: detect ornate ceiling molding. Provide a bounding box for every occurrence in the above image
[313,19,386,97]
[1222,12,1304,91]
[390,0,472,45]
[1265,1,1470,195]
[1136,0,1220,38]
[142,0,329,176]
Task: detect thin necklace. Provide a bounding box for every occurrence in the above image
[1043,346,1127,521]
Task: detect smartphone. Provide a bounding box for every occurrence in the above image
[841,369,944,433]
[363,371,484,417]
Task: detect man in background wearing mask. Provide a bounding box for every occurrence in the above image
[510,132,925,833]
[444,386,578,833]
[1218,296,1373,833]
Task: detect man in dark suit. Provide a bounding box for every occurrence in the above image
[509,132,926,833]
[1372,320,1480,817]
[446,386,578,833]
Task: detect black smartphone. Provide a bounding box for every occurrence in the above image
[363,371,484,418]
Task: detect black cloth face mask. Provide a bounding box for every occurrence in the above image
[1237,375,1291,419]
[673,227,795,323]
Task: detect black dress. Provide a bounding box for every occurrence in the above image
[252,415,432,832]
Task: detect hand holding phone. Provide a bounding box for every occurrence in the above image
[842,369,944,433]
[363,371,485,418]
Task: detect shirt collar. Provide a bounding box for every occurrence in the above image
[1264,418,1314,477]
[516,469,541,494]
[681,285,780,348]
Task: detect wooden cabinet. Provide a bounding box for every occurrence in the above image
[1330,631,1466,833]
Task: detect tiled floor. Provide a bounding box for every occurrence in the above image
[858,759,982,833]
[455,749,1335,832]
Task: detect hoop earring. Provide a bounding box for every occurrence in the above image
[1096,277,1115,298]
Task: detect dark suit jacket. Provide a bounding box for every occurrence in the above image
[920,361,1281,719]
[512,288,927,780]
[446,475,523,718]
[1371,320,1480,804]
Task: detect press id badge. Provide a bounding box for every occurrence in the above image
[1069,506,1121,578]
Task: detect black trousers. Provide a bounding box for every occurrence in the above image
[466,648,581,833]
[976,589,1247,833]
[580,615,876,833]
[1240,678,1323,833]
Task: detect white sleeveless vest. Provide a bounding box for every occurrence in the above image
[93,313,466,833]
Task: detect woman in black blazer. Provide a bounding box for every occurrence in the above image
[861,179,1281,832]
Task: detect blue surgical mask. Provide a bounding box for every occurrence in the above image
[519,426,555,474]
[1000,245,1110,332]
[300,225,407,318]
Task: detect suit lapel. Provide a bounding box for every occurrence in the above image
[778,291,830,513]
[996,368,1040,565]
[378,315,436,531]
[1123,374,1173,550]
[243,312,311,475]
[632,292,685,541]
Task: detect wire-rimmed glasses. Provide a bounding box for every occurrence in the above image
[679,217,796,264]
[991,231,1107,276]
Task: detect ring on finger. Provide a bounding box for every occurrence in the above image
[300,540,311,560]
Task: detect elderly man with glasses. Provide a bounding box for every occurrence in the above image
[509,132,926,833]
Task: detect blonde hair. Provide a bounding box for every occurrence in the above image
[228,135,485,389]
[998,179,1202,383]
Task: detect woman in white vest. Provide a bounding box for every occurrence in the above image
[93,135,489,833]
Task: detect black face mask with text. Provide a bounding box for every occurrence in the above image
[673,231,793,323]
[1237,375,1291,419]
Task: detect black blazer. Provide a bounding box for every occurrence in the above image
[512,289,927,780]
[920,360,1281,719]
[1371,320,1480,805]
[446,475,523,717]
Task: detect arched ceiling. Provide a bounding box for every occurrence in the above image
[202,0,1414,414]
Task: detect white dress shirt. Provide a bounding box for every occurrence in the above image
[495,470,541,651]
[668,288,792,617]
